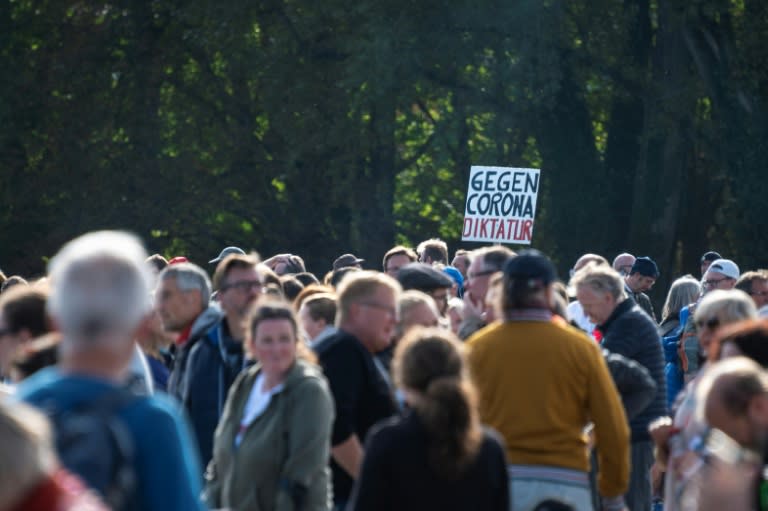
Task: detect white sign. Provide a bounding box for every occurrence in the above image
[461,166,540,244]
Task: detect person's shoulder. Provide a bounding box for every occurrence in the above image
[479,426,507,460]
[366,414,411,447]
[122,391,186,429]
[466,321,505,346]
[289,360,330,392]
[615,301,656,327]
[15,366,60,399]
[318,330,366,361]
[16,369,113,409]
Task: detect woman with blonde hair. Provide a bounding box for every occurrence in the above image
[205,299,334,511]
[348,327,508,511]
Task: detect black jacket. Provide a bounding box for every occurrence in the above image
[168,307,248,467]
[348,412,509,511]
[602,348,657,420]
[598,299,667,442]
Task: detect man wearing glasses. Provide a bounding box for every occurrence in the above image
[464,246,516,315]
[313,271,401,510]
[158,256,261,467]
[679,258,740,383]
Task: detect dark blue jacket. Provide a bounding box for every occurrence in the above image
[18,368,206,511]
[598,299,667,442]
[168,307,247,467]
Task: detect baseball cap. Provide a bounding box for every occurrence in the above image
[333,253,364,271]
[442,266,464,289]
[706,258,740,280]
[503,249,557,287]
[209,246,245,264]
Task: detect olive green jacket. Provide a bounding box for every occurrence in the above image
[205,359,334,511]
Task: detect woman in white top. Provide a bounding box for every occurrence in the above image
[205,299,334,511]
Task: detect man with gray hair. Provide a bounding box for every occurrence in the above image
[573,263,667,511]
[156,262,223,466]
[16,230,205,511]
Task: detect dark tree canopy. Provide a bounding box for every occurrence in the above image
[1,0,767,306]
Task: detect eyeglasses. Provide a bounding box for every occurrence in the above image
[749,291,768,297]
[467,269,496,280]
[360,301,397,318]
[703,277,730,288]
[695,317,720,331]
[221,280,263,292]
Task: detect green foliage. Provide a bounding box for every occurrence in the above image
[1,0,767,293]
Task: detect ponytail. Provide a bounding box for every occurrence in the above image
[414,376,482,479]
[393,327,483,479]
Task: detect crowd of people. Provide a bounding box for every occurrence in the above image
[0,232,767,511]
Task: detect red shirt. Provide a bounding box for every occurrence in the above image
[10,469,108,511]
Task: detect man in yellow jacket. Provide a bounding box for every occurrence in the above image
[467,249,630,511]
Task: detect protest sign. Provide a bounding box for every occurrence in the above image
[461,166,540,244]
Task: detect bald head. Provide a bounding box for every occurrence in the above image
[573,253,609,273]
[612,253,636,276]
[698,357,768,449]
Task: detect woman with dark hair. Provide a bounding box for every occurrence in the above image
[205,299,334,511]
[347,327,508,511]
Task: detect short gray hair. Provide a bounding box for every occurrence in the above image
[570,262,626,301]
[159,262,212,308]
[694,289,757,326]
[47,231,153,345]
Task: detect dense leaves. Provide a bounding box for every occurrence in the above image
[1,0,766,302]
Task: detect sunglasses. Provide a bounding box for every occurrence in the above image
[695,317,720,331]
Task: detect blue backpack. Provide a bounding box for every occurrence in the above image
[44,390,138,510]
[661,307,691,408]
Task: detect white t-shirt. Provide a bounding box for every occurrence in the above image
[566,300,596,338]
[236,372,285,446]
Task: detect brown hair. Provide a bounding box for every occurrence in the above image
[11,333,60,381]
[212,254,260,291]
[735,270,768,295]
[382,245,418,271]
[0,286,50,337]
[145,254,169,273]
[393,327,482,478]
[246,299,316,364]
[301,293,337,325]
[336,271,401,325]
[293,284,335,310]
[257,263,283,294]
[416,239,449,265]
